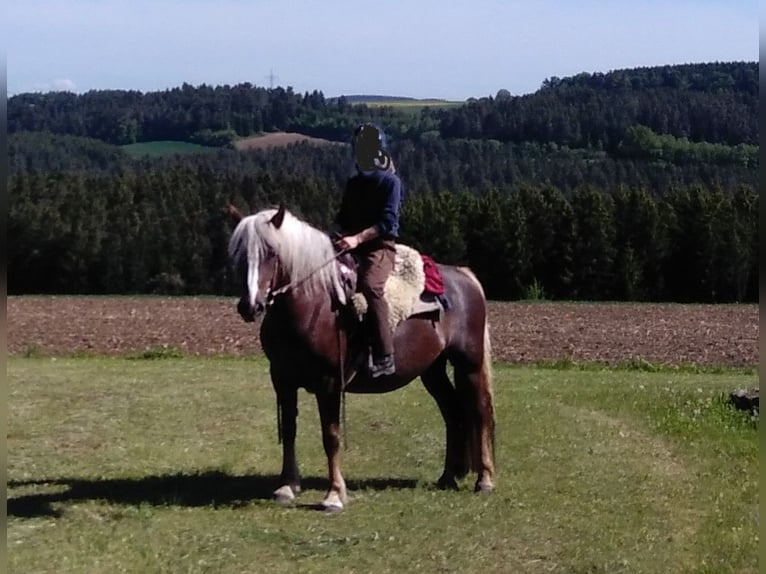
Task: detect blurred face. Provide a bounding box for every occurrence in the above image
[353,125,381,170]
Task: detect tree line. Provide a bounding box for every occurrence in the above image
[436,62,757,148]
[9,62,757,151]
[8,84,405,145]
[9,160,757,302]
[9,130,757,198]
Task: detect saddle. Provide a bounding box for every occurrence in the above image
[335,244,445,329]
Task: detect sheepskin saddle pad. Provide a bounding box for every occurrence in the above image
[341,244,442,329]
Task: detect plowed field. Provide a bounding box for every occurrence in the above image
[8,297,757,367]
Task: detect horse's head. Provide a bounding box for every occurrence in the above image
[228,204,287,322]
[228,203,347,321]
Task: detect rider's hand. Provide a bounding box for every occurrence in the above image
[337,235,360,250]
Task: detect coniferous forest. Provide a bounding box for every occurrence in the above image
[8,61,758,302]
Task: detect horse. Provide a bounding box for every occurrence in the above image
[228,204,496,511]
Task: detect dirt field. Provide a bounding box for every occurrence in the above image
[7,297,757,367]
[232,132,344,151]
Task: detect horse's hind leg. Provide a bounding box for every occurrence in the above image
[455,367,495,492]
[454,360,496,494]
[420,357,463,490]
[273,383,301,504]
[315,389,347,511]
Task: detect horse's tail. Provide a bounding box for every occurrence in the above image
[478,318,496,469]
[455,267,496,476]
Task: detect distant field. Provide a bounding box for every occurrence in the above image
[351,99,463,116]
[354,99,463,108]
[120,134,343,156]
[121,141,219,157]
[232,132,345,151]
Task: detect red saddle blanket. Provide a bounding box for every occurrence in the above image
[421,255,445,295]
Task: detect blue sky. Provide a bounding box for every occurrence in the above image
[6,0,758,100]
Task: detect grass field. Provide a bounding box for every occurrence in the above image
[353,99,463,108]
[121,141,220,157]
[348,99,464,117]
[8,357,758,573]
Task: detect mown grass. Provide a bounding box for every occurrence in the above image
[8,357,758,573]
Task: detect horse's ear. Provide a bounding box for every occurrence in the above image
[270,204,286,229]
[227,204,244,226]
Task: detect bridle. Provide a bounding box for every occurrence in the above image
[263,247,351,307]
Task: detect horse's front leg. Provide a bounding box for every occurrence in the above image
[273,384,301,504]
[316,389,347,511]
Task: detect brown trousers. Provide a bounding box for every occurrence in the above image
[357,240,396,359]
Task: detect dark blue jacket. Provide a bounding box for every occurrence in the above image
[335,169,402,239]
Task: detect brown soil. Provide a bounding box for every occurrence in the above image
[233,132,344,151]
[7,297,757,367]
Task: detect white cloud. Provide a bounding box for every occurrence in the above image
[9,78,79,95]
[51,78,77,92]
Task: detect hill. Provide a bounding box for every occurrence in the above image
[435,61,757,147]
[9,131,127,174]
[7,61,756,149]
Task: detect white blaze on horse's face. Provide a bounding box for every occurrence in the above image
[242,242,279,316]
[247,251,259,309]
[230,213,281,321]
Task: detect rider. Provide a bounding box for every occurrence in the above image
[333,123,402,378]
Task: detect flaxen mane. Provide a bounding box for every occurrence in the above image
[229,208,346,305]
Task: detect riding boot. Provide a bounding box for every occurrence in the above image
[369,353,395,378]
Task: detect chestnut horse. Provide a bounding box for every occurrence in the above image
[228,205,496,511]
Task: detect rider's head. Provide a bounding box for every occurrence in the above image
[352,123,392,172]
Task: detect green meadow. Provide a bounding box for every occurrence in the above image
[8,357,758,574]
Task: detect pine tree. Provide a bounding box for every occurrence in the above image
[570,187,616,300]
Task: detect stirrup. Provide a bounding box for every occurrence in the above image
[369,354,395,378]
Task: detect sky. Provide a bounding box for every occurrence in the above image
[6,0,759,100]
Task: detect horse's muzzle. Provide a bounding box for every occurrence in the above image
[237,299,262,322]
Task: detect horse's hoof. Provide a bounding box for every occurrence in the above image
[320,501,344,514]
[474,481,495,494]
[320,491,345,513]
[437,475,459,491]
[273,485,297,504]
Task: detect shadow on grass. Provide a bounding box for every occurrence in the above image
[8,471,420,518]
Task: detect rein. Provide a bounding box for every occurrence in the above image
[265,247,350,306]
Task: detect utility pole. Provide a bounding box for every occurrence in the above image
[266,69,279,90]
